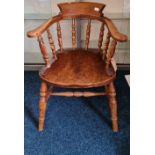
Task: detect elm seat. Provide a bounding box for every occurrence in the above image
[40,48,116,88]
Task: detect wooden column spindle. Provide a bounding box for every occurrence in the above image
[102,32,111,59]
[38,81,47,131]
[105,39,117,76]
[106,39,117,65]
[72,18,76,49]
[47,29,57,60]
[98,22,104,51]
[57,22,63,51]
[38,35,50,68]
[106,82,118,132]
[85,19,91,50]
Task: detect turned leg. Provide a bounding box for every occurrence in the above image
[106,82,118,132]
[38,81,47,131]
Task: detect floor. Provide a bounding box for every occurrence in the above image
[24,71,130,155]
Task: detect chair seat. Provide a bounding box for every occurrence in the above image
[40,48,116,88]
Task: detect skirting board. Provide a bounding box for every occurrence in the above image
[24,63,130,71]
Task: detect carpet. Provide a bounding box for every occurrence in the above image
[24,71,130,155]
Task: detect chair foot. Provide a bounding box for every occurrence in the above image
[38,81,47,131]
[106,82,118,132]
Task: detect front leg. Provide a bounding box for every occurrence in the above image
[38,81,47,131]
[106,82,118,132]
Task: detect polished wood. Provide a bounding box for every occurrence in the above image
[40,48,115,88]
[72,18,76,49]
[104,17,127,42]
[106,39,117,76]
[27,17,127,43]
[57,22,63,51]
[106,39,117,65]
[51,91,106,97]
[27,15,63,38]
[39,81,47,131]
[98,22,104,51]
[58,2,105,18]
[27,2,128,132]
[37,35,50,67]
[47,29,57,60]
[102,32,111,59]
[85,19,91,50]
[106,82,118,132]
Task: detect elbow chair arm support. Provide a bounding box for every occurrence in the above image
[27,15,63,38]
[104,17,128,42]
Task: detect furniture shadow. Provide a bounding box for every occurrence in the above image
[24,104,38,129]
[82,98,111,128]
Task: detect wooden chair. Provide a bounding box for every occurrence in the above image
[27,2,128,132]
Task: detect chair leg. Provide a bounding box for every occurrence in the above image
[106,82,118,132]
[38,81,47,131]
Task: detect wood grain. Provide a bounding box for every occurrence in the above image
[72,18,76,49]
[105,39,117,76]
[40,48,115,88]
[27,15,62,38]
[98,22,104,51]
[47,29,57,60]
[85,19,91,50]
[26,2,128,132]
[106,39,117,65]
[106,82,118,132]
[58,2,105,18]
[38,81,47,131]
[104,17,128,42]
[37,35,50,67]
[51,91,106,97]
[102,32,111,59]
[57,22,63,51]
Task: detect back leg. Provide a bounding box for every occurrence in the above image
[106,82,118,132]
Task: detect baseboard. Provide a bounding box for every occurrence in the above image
[117,64,130,71]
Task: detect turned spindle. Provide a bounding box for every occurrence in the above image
[106,39,117,65]
[38,82,48,131]
[105,39,117,76]
[38,35,50,67]
[51,91,106,97]
[98,22,104,51]
[57,22,63,51]
[102,32,111,59]
[72,18,76,49]
[47,29,57,60]
[106,82,118,132]
[85,19,91,50]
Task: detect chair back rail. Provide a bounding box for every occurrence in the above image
[58,2,105,18]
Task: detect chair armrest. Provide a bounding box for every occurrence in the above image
[104,16,128,42]
[27,15,62,38]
